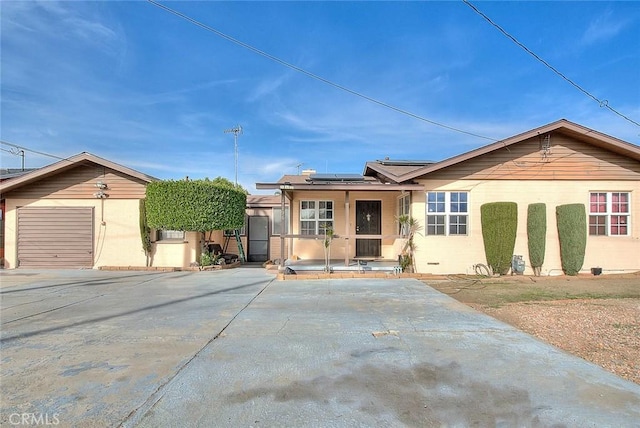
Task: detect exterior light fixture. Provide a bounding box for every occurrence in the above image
[95,181,108,190]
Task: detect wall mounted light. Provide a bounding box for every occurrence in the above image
[95,181,108,190]
[94,190,108,199]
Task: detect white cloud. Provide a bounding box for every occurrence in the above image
[580,10,630,46]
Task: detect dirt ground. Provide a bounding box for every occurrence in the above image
[426,272,640,385]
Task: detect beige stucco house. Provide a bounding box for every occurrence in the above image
[257,119,640,275]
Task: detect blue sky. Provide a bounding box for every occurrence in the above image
[2,1,639,193]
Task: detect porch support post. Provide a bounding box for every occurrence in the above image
[279,188,286,269]
[344,190,350,266]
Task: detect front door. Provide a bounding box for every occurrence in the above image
[247,216,269,262]
[355,200,381,258]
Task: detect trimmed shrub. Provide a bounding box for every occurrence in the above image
[139,199,153,266]
[527,203,546,276]
[145,179,246,232]
[556,204,586,276]
[481,202,518,275]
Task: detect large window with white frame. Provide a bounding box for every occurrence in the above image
[426,191,468,236]
[300,200,333,235]
[397,193,411,234]
[589,192,630,236]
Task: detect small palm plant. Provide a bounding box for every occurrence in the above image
[398,215,421,273]
[322,226,335,273]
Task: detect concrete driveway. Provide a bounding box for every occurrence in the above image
[1,268,639,427]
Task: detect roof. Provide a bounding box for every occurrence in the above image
[0,152,158,194]
[246,194,285,207]
[0,168,39,181]
[255,173,423,192]
[366,119,640,183]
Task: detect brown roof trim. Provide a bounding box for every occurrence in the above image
[255,182,423,191]
[387,119,640,182]
[0,152,158,194]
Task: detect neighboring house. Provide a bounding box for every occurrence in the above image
[257,119,640,275]
[0,152,288,269]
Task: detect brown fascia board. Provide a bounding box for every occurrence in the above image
[396,119,640,182]
[255,181,422,191]
[0,152,158,194]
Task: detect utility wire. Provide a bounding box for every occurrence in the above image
[146,0,497,142]
[0,140,72,162]
[463,0,640,129]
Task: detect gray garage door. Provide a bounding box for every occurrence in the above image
[17,207,94,268]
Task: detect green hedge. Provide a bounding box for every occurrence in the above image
[145,180,246,232]
[556,204,586,276]
[527,203,546,275]
[481,202,518,275]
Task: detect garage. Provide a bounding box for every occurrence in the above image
[17,207,94,268]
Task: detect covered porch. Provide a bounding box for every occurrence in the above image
[256,171,424,272]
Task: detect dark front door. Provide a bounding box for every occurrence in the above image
[248,216,269,262]
[355,200,381,258]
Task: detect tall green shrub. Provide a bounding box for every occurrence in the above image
[145,179,246,232]
[556,204,586,276]
[139,199,153,266]
[481,202,518,275]
[527,203,546,276]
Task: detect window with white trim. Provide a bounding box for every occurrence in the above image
[158,230,185,240]
[300,200,333,235]
[397,193,411,234]
[589,192,630,236]
[426,191,468,235]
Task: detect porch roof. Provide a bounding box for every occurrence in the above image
[255,174,423,192]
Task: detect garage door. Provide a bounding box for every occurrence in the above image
[17,207,94,268]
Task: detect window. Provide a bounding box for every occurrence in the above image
[589,192,630,236]
[300,200,333,235]
[158,230,185,240]
[224,216,247,236]
[273,206,290,235]
[426,191,468,235]
[397,193,411,234]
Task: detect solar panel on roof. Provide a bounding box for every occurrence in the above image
[308,174,365,182]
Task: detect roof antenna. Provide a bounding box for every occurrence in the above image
[224,125,242,186]
[296,163,303,175]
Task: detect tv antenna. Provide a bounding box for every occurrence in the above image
[224,125,243,185]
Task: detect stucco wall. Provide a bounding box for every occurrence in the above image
[3,198,149,269]
[413,179,640,275]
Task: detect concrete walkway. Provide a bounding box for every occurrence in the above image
[1,268,639,427]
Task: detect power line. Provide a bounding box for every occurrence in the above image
[0,140,72,162]
[462,0,640,129]
[146,0,497,142]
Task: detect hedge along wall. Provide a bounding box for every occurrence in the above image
[480,202,518,275]
[145,180,247,232]
[556,203,586,276]
[527,203,546,275]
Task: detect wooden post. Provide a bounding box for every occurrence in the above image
[344,190,350,266]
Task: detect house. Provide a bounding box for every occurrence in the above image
[256,119,640,275]
[0,152,288,269]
